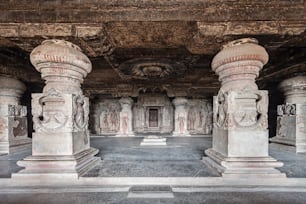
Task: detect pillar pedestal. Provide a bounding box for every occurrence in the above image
[172,97,190,136]
[203,38,285,178]
[270,76,306,153]
[13,39,100,180]
[0,75,31,155]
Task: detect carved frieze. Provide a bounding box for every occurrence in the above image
[213,88,268,131]
[277,104,296,116]
[32,89,69,133]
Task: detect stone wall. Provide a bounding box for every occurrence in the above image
[90,94,213,136]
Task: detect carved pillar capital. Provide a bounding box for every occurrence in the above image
[212,38,268,92]
[119,97,134,108]
[0,75,26,105]
[172,97,188,107]
[279,76,306,104]
[30,39,92,95]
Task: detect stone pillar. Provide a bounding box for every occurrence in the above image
[117,97,134,136]
[270,76,306,153]
[0,75,31,154]
[172,97,190,136]
[203,38,285,178]
[13,39,100,180]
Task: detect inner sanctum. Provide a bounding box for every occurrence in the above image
[0,1,306,202]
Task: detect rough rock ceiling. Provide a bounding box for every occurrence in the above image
[0,0,305,98]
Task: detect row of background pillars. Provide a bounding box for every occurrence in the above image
[4,37,303,180]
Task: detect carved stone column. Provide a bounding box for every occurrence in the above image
[0,75,31,154]
[117,97,134,136]
[172,97,190,136]
[13,40,100,180]
[203,38,285,178]
[270,76,306,153]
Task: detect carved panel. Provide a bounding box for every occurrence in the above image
[278,104,296,116]
[214,89,268,131]
[32,89,69,133]
[187,99,212,135]
[91,99,120,135]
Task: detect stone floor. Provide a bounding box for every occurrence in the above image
[85,137,219,177]
[1,136,306,178]
[2,191,306,204]
[1,136,306,204]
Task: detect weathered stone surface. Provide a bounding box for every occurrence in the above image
[0,75,31,154]
[133,93,173,134]
[279,76,306,104]
[204,38,285,178]
[90,99,120,135]
[270,76,306,153]
[13,40,100,180]
[172,97,190,136]
[117,97,134,136]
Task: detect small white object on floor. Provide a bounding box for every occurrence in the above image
[140,136,167,146]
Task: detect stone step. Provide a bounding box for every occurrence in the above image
[140,136,167,146]
[128,185,174,198]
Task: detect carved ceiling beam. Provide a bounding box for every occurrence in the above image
[0,1,305,22]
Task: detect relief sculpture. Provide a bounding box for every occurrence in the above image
[33,89,68,133]
[187,99,213,134]
[8,105,28,137]
[92,99,120,135]
[214,89,268,131]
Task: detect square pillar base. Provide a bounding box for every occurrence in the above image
[203,148,286,178]
[270,104,306,153]
[0,104,31,155]
[12,147,100,181]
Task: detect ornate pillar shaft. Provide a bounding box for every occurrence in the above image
[117,97,134,136]
[172,97,190,136]
[270,76,306,152]
[13,40,100,180]
[0,75,31,154]
[203,38,285,178]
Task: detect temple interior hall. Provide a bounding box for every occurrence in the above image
[0,1,306,203]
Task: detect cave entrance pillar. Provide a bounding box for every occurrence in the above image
[13,39,100,180]
[203,38,286,178]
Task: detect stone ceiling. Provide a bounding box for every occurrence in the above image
[0,0,305,98]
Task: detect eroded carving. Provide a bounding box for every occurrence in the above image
[187,99,212,134]
[278,104,296,116]
[33,89,68,133]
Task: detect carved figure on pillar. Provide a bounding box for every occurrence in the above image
[13,39,100,180]
[91,99,120,135]
[118,97,134,136]
[203,38,285,178]
[172,97,190,136]
[187,99,213,135]
[270,76,306,153]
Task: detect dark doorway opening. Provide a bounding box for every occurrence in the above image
[149,108,158,127]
